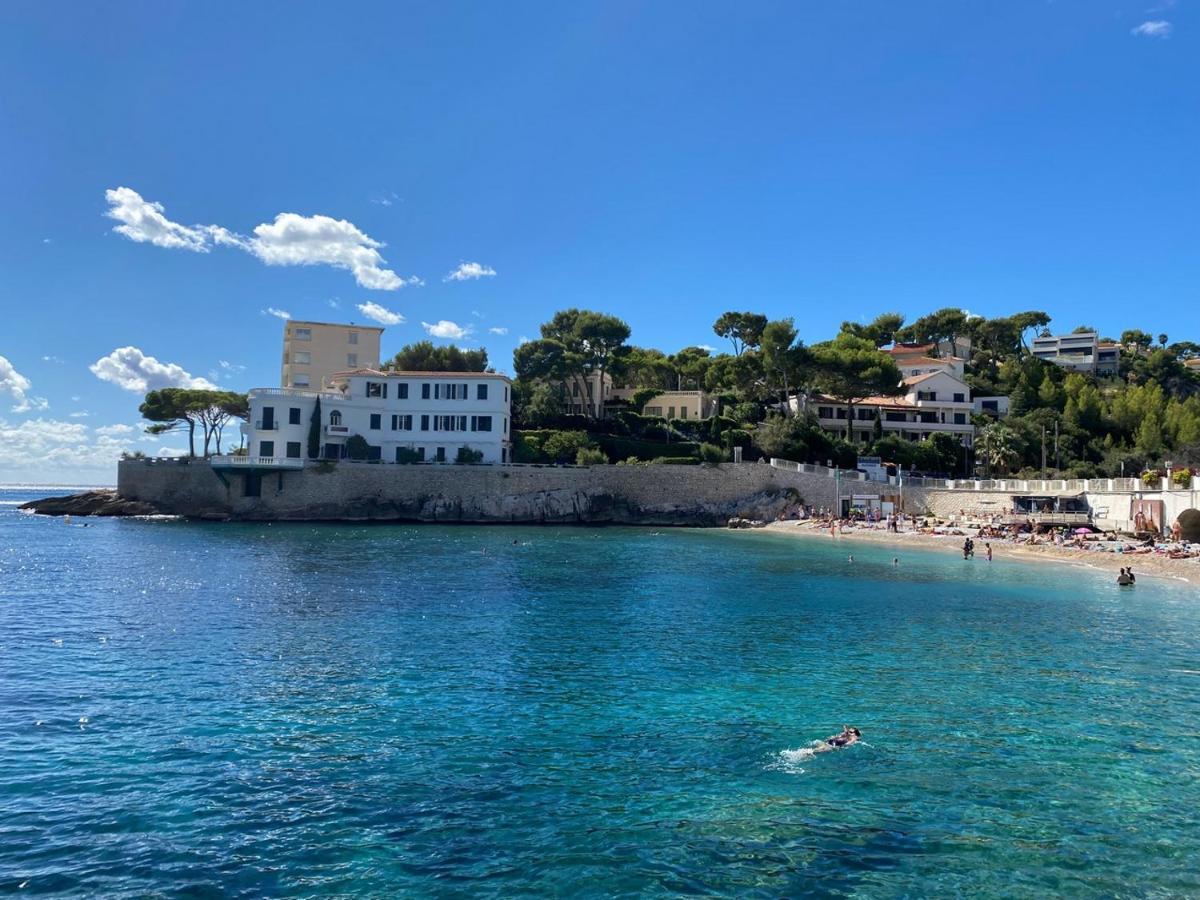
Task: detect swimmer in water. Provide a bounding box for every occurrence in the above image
[813,725,861,753]
[892,557,899,566]
[848,555,854,563]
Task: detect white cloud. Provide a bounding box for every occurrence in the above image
[697,344,717,353]
[95,423,137,436]
[248,213,421,290]
[328,298,340,309]
[104,187,421,291]
[487,326,509,335]
[356,301,405,326]
[518,335,531,345]
[0,356,49,413]
[42,355,64,363]
[0,417,150,484]
[263,307,291,320]
[371,191,401,207]
[69,411,90,418]
[90,347,217,393]
[1131,20,1172,37]
[104,187,215,252]
[444,261,497,282]
[218,360,246,374]
[422,320,471,340]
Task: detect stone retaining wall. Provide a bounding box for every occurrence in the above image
[117,459,894,524]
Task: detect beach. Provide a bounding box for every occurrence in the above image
[762,519,1200,585]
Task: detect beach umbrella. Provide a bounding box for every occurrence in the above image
[1073,527,1093,534]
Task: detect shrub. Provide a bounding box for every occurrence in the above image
[394,447,422,464]
[1178,508,1200,542]
[120,450,147,460]
[346,434,371,461]
[1171,469,1193,488]
[455,446,484,465]
[576,447,607,466]
[616,455,642,466]
[593,434,700,462]
[543,430,595,463]
[1142,470,1163,487]
[649,456,699,465]
[314,460,338,474]
[698,442,725,465]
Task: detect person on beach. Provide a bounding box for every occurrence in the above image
[986,543,992,561]
[1127,567,1136,584]
[1117,568,1133,586]
[813,726,861,753]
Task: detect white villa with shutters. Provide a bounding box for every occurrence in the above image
[240,368,513,465]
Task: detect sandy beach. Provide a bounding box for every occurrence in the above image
[761,520,1200,586]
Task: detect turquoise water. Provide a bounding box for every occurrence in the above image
[2,487,1199,897]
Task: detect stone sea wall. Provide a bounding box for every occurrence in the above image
[116,459,894,524]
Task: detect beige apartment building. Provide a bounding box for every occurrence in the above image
[281,320,384,389]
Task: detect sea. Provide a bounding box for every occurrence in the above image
[2,484,1199,897]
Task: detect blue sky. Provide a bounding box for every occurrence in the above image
[0,1,1195,482]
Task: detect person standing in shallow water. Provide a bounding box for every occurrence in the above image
[986,543,992,561]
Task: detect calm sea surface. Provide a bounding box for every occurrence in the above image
[2,486,1199,897]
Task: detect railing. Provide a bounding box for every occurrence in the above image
[248,388,348,401]
[325,425,349,434]
[255,420,278,430]
[210,455,304,469]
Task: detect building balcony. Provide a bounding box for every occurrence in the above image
[255,420,279,431]
[325,424,350,435]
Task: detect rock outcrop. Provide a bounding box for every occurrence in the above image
[20,490,165,518]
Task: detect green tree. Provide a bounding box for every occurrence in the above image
[894,307,968,351]
[1121,329,1154,349]
[139,388,202,457]
[307,397,322,459]
[811,334,903,442]
[712,311,768,356]
[759,318,805,413]
[840,312,905,348]
[976,422,1021,475]
[1010,311,1053,355]
[388,341,489,372]
[345,434,371,460]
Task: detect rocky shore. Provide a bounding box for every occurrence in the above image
[20,490,165,518]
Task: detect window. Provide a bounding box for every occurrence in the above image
[645,406,662,417]
[417,447,426,461]
[330,410,342,425]
[348,331,358,345]
[982,400,998,411]
[818,406,834,418]
[432,415,468,432]
[288,407,301,425]
[369,414,381,430]
[435,447,446,462]
[572,382,580,397]
[293,351,311,364]
[477,383,488,400]
[668,407,676,419]
[885,412,906,422]
[679,407,688,420]
[293,374,310,387]
[917,391,937,402]
[471,415,493,432]
[397,383,409,399]
[504,387,508,403]
[260,406,275,429]
[420,414,429,431]
[293,328,311,341]
[391,414,413,431]
[259,440,275,457]
[857,409,873,420]
[286,441,301,458]
[835,408,846,419]
[421,384,431,399]
[434,383,468,400]
[954,413,967,425]
[503,417,507,434]
[366,381,386,398]
[953,392,965,403]
[347,353,358,367]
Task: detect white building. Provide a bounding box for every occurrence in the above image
[243,369,513,465]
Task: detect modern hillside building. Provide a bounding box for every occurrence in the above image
[244,369,513,464]
[1031,332,1120,377]
[281,320,384,389]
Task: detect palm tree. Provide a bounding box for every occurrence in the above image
[977,423,1021,476]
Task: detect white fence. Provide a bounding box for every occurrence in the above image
[768,459,1186,495]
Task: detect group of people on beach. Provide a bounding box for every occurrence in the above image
[961,537,993,561]
[1117,567,1137,586]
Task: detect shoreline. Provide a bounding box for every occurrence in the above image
[759,520,1200,586]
